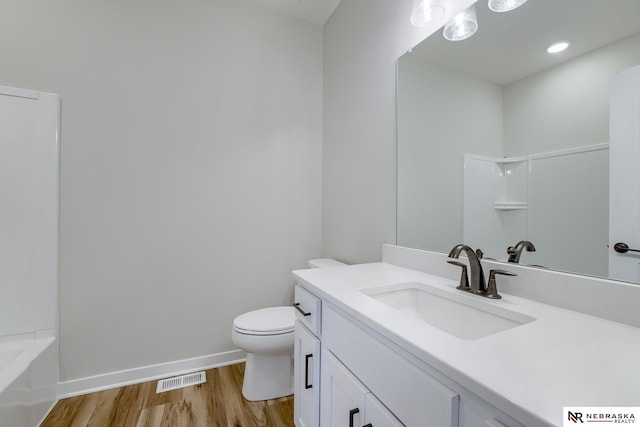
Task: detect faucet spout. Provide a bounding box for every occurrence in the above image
[507,240,536,263]
[448,244,486,294]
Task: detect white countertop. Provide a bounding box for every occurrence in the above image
[293,262,640,427]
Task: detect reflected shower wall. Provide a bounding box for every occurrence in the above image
[463,144,609,276]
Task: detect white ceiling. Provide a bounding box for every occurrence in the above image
[246,0,342,26]
[410,0,640,85]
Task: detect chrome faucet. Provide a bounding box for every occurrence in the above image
[447,244,486,294]
[507,240,536,263]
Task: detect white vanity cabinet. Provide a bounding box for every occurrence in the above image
[294,282,527,427]
[323,304,459,427]
[321,349,403,427]
[458,397,523,427]
[294,286,322,427]
[292,251,640,427]
[364,393,406,427]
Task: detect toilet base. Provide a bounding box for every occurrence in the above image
[242,352,293,401]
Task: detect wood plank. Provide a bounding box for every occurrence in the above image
[160,401,190,427]
[197,366,231,426]
[40,363,294,427]
[39,392,99,427]
[85,387,122,427]
[218,364,264,426]
[266,397,295,427]
[135,404,165,427]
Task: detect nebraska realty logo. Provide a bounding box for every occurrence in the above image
[564,407,639,425]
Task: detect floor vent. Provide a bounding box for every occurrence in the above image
[156,371,206,393]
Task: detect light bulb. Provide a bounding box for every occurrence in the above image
[488,0,528,12]
[411,0,445,27]
[443,5,478,41]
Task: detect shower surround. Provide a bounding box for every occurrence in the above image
[0,85,59,426]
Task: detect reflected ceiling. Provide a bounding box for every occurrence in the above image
[411,0,640,84]
[246,0,341,25]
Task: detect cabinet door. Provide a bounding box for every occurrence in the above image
[321,350,367,427]
[295,321,321,427]
[323,305,459,427]
[364,394,404,427]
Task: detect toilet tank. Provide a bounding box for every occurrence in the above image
[307,258,346,269]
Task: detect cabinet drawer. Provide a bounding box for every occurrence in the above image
[294,285,322,336]
[459,396,525,427]
[365,393,404,427]
[323,305,459,427]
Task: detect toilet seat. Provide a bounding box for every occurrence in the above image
[233,306,295,336]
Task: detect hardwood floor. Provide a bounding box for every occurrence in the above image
[41,363,294,427]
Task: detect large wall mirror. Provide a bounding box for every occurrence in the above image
[397,0,640,283]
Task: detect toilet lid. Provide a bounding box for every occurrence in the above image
[233,306,295,335]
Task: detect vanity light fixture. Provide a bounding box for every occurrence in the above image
[488,0,528,13]
[410,0,445,27]
[547,41,570,53]
[443,5,478,41]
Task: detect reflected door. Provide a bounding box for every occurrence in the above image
[609,64,640,283]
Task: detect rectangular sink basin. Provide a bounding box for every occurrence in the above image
[361,282,535,340]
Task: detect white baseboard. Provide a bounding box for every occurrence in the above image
[57,349,246,399]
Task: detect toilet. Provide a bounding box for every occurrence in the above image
[231,258,345,401]
[231,306,296,401]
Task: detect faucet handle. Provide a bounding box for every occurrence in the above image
[486,269,517,299]
[447,260,470,291]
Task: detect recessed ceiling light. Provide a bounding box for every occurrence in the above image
[547,41,570,54]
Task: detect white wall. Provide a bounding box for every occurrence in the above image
[397,58,503,254]
[322,0,474,263]
[504,32,640,156]
[0,0,322,385]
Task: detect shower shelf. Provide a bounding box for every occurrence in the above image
[494,202,528,210]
